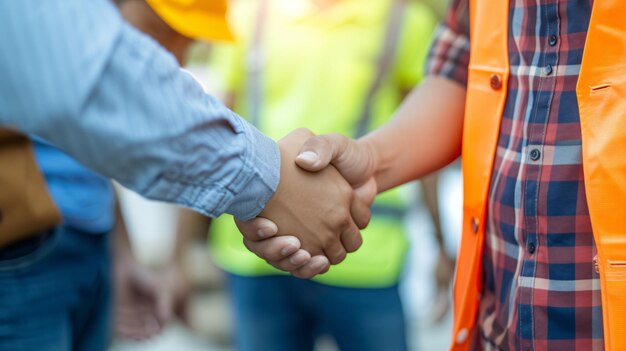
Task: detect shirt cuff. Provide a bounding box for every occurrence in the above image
[140,113,280,221]
[222,118,281,220]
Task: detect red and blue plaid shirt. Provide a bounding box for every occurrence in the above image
[426,1,603,350]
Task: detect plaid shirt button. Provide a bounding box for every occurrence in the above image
[529,148,541,161]
[544,64,554,76]
[549,34,558,46]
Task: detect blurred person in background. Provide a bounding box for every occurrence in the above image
[0,2,368,333]
[0,1,282,350]
[110,0,235,343]
[174,0,438,350]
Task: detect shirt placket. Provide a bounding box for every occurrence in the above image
[517,1,560,350]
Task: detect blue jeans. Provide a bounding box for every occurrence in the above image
[227,274,408,351]
[0,227,111,351]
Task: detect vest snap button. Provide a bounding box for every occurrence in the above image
[456,328,469,344]
[490,74,502,90]
[471,217,480,234]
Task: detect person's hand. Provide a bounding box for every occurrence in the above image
[430,249,456,324]
[114,256,190,340]
[235,217,331,279]
[294,133,379,203]
[258,128,370,264]
[156,263,192,325]
[235,131,379,279]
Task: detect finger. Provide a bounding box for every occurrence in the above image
[292,255,331,279]
[323,238,348,265]
[242,236,301,261]
[115,305,154,319]
[295,134,348,171]
[115,312,161,340]
[176,298,191,327]
[296,134,376,190]
[117,320,152,341]
[155,290,174,328]
[350,196,371,229]
[340,222,363,253]
[354,177,378,207]
[265,249,312,272]
[235,217,278,241]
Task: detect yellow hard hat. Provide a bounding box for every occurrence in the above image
[146,0,234,42]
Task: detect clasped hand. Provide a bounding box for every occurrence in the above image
[235,128,378,279]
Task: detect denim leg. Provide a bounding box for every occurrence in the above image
[70,230,112,351]
[227,274,408,351]
[227,274,315,351]
[0,227,111,351]
[293,279,409,351]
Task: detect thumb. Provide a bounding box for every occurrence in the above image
[354,177,378,207]
[235,217,278,241]
[296,133,376,188]
[295,133,347,172]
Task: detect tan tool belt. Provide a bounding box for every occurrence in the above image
[0,129,61,248]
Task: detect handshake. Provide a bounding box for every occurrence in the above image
[236,128,379,279]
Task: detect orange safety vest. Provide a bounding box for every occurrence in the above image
[451,1,626,350]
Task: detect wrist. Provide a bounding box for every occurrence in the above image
[357,137,382,190]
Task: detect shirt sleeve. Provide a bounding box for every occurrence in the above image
[424,0,471,87]
[0,0,279,220]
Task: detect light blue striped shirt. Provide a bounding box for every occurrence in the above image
[0,0,280,220]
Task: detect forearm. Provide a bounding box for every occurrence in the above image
[0,1,279,220]
[360,76,466,192]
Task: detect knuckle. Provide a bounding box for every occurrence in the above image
[242,238,255,252]
[351,203,370,229]
[324,242,346,264]
[331,250,347,264]
[271,258,292,272]
[293,270,309,279]
[337,210,352,229]
[344,233,362,253]
[339,180,353,195]
[319,135,334,149]
[294,127,314,137]
[329,206,351,227]
[327,132,345,142]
